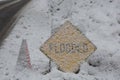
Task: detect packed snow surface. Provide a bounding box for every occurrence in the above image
[1,0,120,80]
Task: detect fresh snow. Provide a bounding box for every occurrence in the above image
[0,0,120,80]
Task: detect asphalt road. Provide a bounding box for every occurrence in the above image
[0,0,30,44]
[0,0,13,6]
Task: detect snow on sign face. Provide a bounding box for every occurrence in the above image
[40,21,96,73]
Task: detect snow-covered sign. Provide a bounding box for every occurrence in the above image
[40,21,96,73]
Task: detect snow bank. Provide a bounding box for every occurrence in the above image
[0,0,120,80]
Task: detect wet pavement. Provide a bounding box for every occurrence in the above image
[0,0,13,6]
[0,0,30,44]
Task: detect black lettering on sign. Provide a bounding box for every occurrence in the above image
[66,43,72,53]
[60,43,65,53]
[49,43,88,54]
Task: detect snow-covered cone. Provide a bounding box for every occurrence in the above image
[16,39,32,71]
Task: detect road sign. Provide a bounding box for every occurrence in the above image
[40,21,96,73]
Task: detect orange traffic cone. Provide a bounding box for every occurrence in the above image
[16,39,32,71]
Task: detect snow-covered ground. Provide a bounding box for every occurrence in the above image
[1,0,120,80]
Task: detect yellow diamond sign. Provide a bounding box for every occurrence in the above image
[40,21,96,73]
